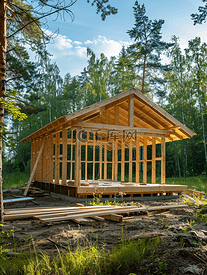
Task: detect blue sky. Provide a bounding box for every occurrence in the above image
[41,0,207,78]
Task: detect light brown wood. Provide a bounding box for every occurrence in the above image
[100,145,103,179]
[62,129,67,185]
[75,122,171,135]
[129,142,132,182]
[136,137,140,183]
[143,137,147,184]
[55,134,59,184]
[121,144,125,181]
[70,130,73,181]
[74,137,81,186]
[102,214,123,222]
[161,137,165,184]
[39,204,188,223]
[152,137,156,184]
[114,141,118,181]
[129,94,134,127]
[104,143,107,179]
[24,138,46,196]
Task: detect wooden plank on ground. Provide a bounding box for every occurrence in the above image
[38,204,188,223]
[102,214,123,222]
[90,216,105,221]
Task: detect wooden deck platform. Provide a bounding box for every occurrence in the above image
[32,180,187,199]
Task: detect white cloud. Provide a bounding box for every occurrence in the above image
[74,41,82,45]
[36,31,132,76]
[86,36,132,58]
[84,40,93,45]
[75,46,87,57]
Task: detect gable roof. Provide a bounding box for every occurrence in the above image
[22,88,195,143]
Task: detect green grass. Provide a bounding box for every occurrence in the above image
[0,232,161,275]
[165,176,207,194]
[2,170,207,194]
[2,171,29,190]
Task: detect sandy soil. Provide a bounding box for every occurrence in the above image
[2,189,207,275]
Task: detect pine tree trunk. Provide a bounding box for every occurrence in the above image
[141,39,147,94]
[180,65,187,177]
[198,82,207,163]
[0,0,6,223]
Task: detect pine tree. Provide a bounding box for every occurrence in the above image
[127,1,172,94]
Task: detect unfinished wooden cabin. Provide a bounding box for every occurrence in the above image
[22,88,195,198]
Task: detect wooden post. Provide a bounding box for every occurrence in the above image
[35,139,40,181]
[161,137,166,184]
[42,138,47,182]
[62,128,67,185]
[129,94,134,127]
[100,144,102,179]
[114,141,118,181]
[104,143,107,179]
[24,138,46,196]
[85,132,88,180]
[115,103,119,125]
[93,134,95,180]
[47,135,53,183]
[55,134,59,184]
[112,140,115,180]
[70,129,73,180]
[121,143,125,181]
[143,137,147,184]
[152,137,156,184]
[74,138,81,186]
[129,142,132,182]
[30,140,35,176]
[136,137,140,183]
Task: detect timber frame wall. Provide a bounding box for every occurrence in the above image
[24,88,195,195]
[31,130,166,186]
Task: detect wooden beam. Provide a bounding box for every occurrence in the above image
[136,137,140,183]
[62,129,67,185]
[161,137,166,184]
[152,137,156,184]
[74,138,81,186]
[100,145,102,179]
[55,134,59,184]
[85,132,88,180]
[115,103,119,125]
[24,138,46,196]
[143,137,147,184]
[74,122,171,136]
[114,141,118,181]
[93,144,95,181]
[70,130,73,181]
[121,144,125,181]
[129,94,134,127]
[129,142,132,182]
[104,143,107,179]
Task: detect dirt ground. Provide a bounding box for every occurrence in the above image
[2,189,207,275]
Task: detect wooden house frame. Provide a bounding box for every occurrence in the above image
[22,88,195,198]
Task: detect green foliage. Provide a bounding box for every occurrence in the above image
[127,1,173,94]
[191,0,207,25]
[194,209,207,223]
[2,90,27,121]
[2,171,29,190]
[0,236,161,275]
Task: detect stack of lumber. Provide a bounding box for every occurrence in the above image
[19,187,49,197]
[186,189,205,198]
[3,204,188,224]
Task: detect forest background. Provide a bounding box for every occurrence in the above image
[2,0,207,187]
